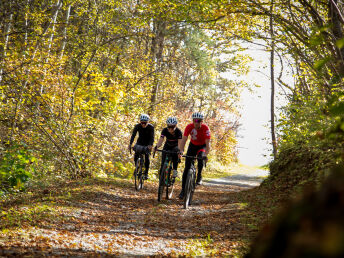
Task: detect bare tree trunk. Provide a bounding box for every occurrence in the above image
[0,11,13,83]
[270,0,277,158]
[329,0,344,74]
[149,18,166,115]
[59,5,71,60]
[43,0,62,88]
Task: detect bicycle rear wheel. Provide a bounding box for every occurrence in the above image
[183,167,195,209]
[158,165,166,202]
[166,167,174,199]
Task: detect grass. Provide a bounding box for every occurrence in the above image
[203,161,269,179]
[0,204,56,230]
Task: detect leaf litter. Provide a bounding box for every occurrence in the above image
[0,175,271,257]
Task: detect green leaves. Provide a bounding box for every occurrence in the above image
[0,143,35,192]
[314,57,331,71]
[336,38,344,49]
[329,102,344,116]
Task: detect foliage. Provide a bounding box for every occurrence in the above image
[0,0,244,188]
[0,143,36,193]
[0,204,53,230]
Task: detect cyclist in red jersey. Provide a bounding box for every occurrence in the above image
[178,112,210,199]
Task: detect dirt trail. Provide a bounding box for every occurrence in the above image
[0,169,268,257]
[204,168,268,189]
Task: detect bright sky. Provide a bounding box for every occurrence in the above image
[226,48,291,167]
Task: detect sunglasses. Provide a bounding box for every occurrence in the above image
[167,125,176,129]
[140,121,147,125]
[193,119,203,123]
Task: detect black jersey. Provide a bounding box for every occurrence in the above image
[130,123,155,146]
[161,127,182,148]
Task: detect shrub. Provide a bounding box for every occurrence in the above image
[0,143,36,192]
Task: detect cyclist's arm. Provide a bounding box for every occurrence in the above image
[156,135,164,149]
[148,125,155,150]
[129,125,139,146]
[178,136,188,153]
[205,139,210,155]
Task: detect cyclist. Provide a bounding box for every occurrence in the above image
[128,114,155,179]
[178,112,211,199]
[154,117,182,179]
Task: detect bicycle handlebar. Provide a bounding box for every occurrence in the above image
[153,148,179,158]
[153,149,207,167]
[181,154,207,167]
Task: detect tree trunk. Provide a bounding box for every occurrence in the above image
[59,4,71,60]
[270,0,277,158]
[0,12,13,83]
[149,18,166,115]
[329,0,344,74]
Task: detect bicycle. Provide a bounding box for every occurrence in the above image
[132,145,149,191]
[154,149,178,202]
[182,154,207,209]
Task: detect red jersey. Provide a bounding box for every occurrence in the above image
[183,123,211,145]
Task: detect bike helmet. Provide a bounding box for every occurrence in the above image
[192,112,204,120]
[139,113,150,122]
[166,117,178,125]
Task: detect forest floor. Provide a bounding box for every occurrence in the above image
[0,165,272,257]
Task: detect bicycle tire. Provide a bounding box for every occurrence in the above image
[139,160,144,189]
[158,164,167,202]
[134,158,142,191]
[184,167,195,209]
[166,166,174,199]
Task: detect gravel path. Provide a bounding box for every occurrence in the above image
[204,169,269,189]
[0,168,269,257]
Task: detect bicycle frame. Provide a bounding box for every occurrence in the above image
[133,145,149,191]
[155,149,177,201]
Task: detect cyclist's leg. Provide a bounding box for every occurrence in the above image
[172,153,178,178]
[170,146,179,177]
[134,152,139,168]
[144,151,150,178]
[171,146,179,170]
[196,145,206,184]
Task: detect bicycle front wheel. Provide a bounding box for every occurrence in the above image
[134,158,142,191]
[184,167,195,209]
[158,165,167,202]
[166,167,174,199]
[139,164,144,190]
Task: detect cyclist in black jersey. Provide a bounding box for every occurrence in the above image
[154,117,182,178]
[129,114,155,179]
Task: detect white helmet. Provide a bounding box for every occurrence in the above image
[139,114,150,122]
[192,112,204,120]
[166,117,178,125]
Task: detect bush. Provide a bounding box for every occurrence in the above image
[0,143,36,192]
[267,141,336,194]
